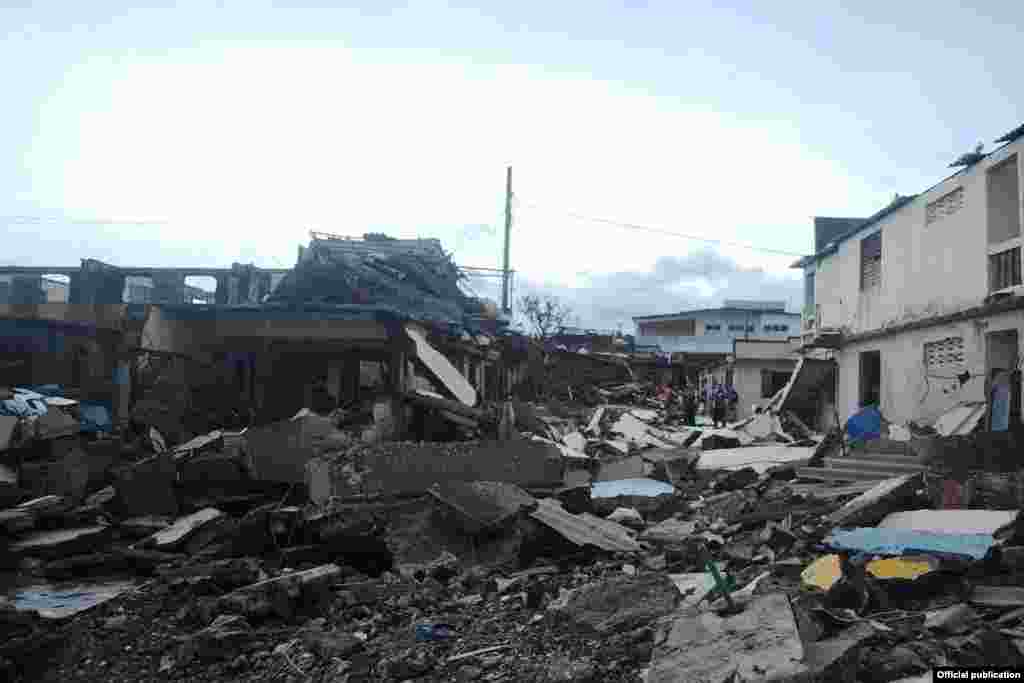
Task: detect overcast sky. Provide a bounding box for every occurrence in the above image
[3,2,1023,331]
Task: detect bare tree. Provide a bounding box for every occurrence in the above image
[518,294,573,341]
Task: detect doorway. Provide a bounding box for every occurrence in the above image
[859,350,881,408]
[986,330,1021,429]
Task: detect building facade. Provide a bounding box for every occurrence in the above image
[634,300,800,354]
[796,122,1024,428]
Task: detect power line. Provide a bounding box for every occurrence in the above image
[515,199,807,258]
[2,215,169,226]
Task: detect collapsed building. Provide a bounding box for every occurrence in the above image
[0,234,526,444]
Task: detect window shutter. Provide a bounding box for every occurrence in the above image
[860,232,882,290]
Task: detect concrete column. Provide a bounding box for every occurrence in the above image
[215,275,231,305]
[389,350,408,439]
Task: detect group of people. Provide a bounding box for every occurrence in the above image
[659,380,738,429]
[704,381,739,428]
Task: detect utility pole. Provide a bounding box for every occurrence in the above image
[502,166,512,314]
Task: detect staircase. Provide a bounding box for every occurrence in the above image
[796,438,925,484]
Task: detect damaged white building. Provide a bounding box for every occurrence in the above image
[794,121,1024,430]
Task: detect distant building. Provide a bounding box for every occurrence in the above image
[631,300,799,386]
[633,300,800,354]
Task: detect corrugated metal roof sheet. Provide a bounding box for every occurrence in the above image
[530,498,641,553]
[932,402,986,436]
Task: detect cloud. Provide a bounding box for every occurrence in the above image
[514,247,802,332]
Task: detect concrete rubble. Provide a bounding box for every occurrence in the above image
[1,329,1022,681]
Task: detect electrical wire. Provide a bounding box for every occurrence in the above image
[2,215,169,226]
[514,198,807,258]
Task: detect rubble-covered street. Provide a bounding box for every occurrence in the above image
[3,364,1024,682]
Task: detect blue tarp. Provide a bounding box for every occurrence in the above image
[845,406,882,443]
[991,373,1010,432]
[79,402,112,433]
[0,387,112,433]
[591,478,675,499]
[0,388,49,417]
[826,527,995,561]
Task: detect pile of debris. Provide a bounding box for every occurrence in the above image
[1,376,1021,682]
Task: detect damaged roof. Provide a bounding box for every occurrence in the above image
[268,234,476,327]
[796,121,1024,269]
[995,121,1024,144]
[633,306,796,322]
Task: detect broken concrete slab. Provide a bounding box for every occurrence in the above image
[640,518,697,545]
[825,473,923,528]
[406,324,476,406]
[428,481,536,535]
[970,586,1024,608]
[219,563,341,619]
[612,413,676,449]
[9,526,112,559]
[878,509,1017,535]
[555,573,680,635]
[307,439,564,503]
[530,498,641,553]
[649,592,806,683]
[596,455,654,482]
[142,508,224,551]
[925,604,976,633]
[697,446,813,474]
[563,431,587,452]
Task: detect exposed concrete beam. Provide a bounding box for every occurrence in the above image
[0,266,290,276]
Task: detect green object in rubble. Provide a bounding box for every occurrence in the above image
[705,561,736,595]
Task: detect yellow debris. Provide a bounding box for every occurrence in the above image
[865,556,939,580]
[801,554,842,591]
[801,554,939,591]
